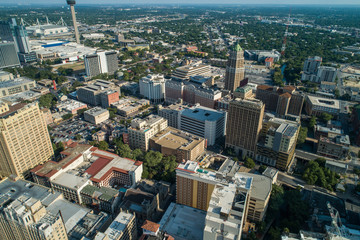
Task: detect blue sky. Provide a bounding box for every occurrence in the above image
[2,0,360,5]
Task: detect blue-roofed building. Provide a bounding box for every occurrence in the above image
[179,105,227,146]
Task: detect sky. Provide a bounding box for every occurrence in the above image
[1,0,360,5]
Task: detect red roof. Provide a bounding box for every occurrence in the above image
[265,57,274,62]
[45,169,58,178]
[85,157,112,176]
[30,164,43,173]
[92,153,114,160]
[90,167,129,183]
[90,147,98,152]
[134,161,143,166]
[142,220,160,232]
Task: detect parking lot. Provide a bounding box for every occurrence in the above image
[50,117,97,143]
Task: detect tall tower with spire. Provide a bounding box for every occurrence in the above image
[66,0,80,44]
[224,43,246,92]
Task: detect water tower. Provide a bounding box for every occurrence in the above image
[66,0,80,44]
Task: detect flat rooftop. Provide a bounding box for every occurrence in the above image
[307,95,340,109]
[181,107,225,122]
[159,203,206,240]
[151,127,205,151]
[0,77,34,88]
[31,144,92,177]
[57,99,87,111]
[239,172,272,201]
[51,172,89,190]
[85,107,109,116]
[95,211,135,240]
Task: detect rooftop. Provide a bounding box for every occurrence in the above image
[0,76,35,89]
[181,106,226,122]
[238,172,272,201]
[51,172,89,190]
[159,202,206,240]
[95,211,135,240]
[150,127,205,151]
[307,95,340,109]
[84,107,109,116]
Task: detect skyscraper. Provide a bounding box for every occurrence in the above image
[0,42,20,68]
[0,102,54,178]
[225,98,265,158]
[224,43,246,92]
[66,0,80,44]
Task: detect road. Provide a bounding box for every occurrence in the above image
[277,171,306,187]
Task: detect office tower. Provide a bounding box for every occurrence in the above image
[140,74,166,103]
[84,51,118,78]
[0,42,20,68]
[172,64,210,80]
[0,20,14,42]
[0,102,54,178]
[11,19,31,54]
[224,43,246,92]
[301,56,322,81]
[226,98,265,158]
[66,0,80,44]
[316,66,337,83]
[128,115,168,151]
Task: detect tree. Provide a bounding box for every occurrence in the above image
[319,113,333,123]
[259,165,267,174]
[97,141,109,151]
[297,127,308,146]
[302,159,339,191]
[62,113,73,120]
[39,94,57,108]
[77,108,88,116]
[308,116,317,129]
[245,157,255,169]
[75,134,81,140]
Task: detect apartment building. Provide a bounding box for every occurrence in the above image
[158,103,186,129]
[0,102,53,178]
[84,51,118,78]
[317,135,350,159]
[301,56,322,82]
[256,115,300,171]
[225,98,264,158]
[149,127,206,162]
[128,115,168,151]
[84,107,109,124]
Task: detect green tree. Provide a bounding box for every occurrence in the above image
[75,134,81,141]
[97,141,109,151]
[308,116,317,129]
[297,127,308,146]
[62,113,73,120]
[245,157,255,169]
[39,94,57,108]
[259,165,267,174]
[319,112,333,123]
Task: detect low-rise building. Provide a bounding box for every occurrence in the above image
[41,108,54,125]
[0,71,14,81]
[317,135,350,159]
[172,64,210,80]
[0,77,36,98]
[112,98,149,117]
[128,115,168,151]
[320,81,337,91]
[150,127,206,162]
[305,95,340,118]
[80,185,119,213]
[56,99,88,114]
[325,160,348,174]
[84,107,109,124]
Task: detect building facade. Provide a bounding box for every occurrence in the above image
[0,42,20,69]
[84,107,109,124]
[77,80,120,107]
[84,51,118,78]
[139,74,166,103]
[224,44,246,92]
[301,56,322,81]
[0,102,54,178]
[225,98,265,158]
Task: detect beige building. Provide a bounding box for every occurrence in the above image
[94,211,137,240]
[172,64,210,80]
[149,127,206,162]
[128,115,168,151]
[240,172,272,222]
[0,77,36,98]
[234,85,254,99]
[41,108,53,125]
[225,98,265,158]
[224,44,246,92]
[84,107,109,124]
[0,102,54,178]
[0,71,14,82]
[0,178,68,240]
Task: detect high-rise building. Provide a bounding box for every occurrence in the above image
[256,115,300,171]
[301,56,322,81]
[139,74,166,103]
[0,102,54,178]
[224,43,246,92]
[225,98,264,158]
[316,66,337,83]
[84,51,118,78]
[66,0,80,44]
[0,42,20,68]
[172,64,210,80]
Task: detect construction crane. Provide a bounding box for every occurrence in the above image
[281,8,291,56]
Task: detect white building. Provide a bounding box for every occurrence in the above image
[139,74,166,103]
[84,51,118,78]
[84,107,109,124]
[179,105,227,146]
[301,56,322,82]
[316,66,337,83]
